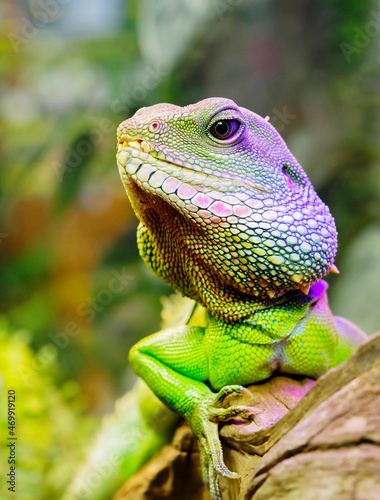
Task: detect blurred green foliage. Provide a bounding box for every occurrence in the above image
[0,0,379,498]
[0,320,97,499]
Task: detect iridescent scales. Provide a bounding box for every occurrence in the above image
[116,97,337,320]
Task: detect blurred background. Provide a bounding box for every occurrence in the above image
[0,0,379,498]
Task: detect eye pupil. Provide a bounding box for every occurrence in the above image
[215,121,229,136]
[209,119,241,140]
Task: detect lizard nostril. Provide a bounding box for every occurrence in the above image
[149,121,159,133]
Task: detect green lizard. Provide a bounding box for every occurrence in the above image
[63,97,367,500]
[113,97,366,499]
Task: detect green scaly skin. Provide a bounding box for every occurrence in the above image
[116,98,366,499]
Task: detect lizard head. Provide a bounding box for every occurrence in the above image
[116,97,337,321]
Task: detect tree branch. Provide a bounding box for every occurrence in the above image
[114,332,380,500]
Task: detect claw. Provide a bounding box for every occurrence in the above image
[241,405,263,416]
[214,465,239,479]
[240,387,255,400]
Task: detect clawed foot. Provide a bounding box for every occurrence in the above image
[208,385,261,423]
[189,385,262,500]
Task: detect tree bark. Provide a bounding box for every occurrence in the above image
[114,332,380,500]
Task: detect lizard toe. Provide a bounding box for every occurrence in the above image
[213,385,254,407]
[208,404,262,423]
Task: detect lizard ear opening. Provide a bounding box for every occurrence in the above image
[282,165,296,189]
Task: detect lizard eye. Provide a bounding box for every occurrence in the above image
[209,119,241,140]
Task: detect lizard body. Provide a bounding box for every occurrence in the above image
[115,98,366,499]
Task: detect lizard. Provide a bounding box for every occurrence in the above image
[114,97,367,500]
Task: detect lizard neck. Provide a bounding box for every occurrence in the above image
[135,183,314,322]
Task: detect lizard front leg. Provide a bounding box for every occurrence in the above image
[129,326,261,500]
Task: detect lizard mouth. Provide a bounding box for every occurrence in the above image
[118,147,258,222]
[116,139,268,195]
[116,140,271,229]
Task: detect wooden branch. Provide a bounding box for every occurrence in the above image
[114,332,380,500]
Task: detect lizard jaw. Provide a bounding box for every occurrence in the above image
[116,146,319,301]
[116,146,270,223]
